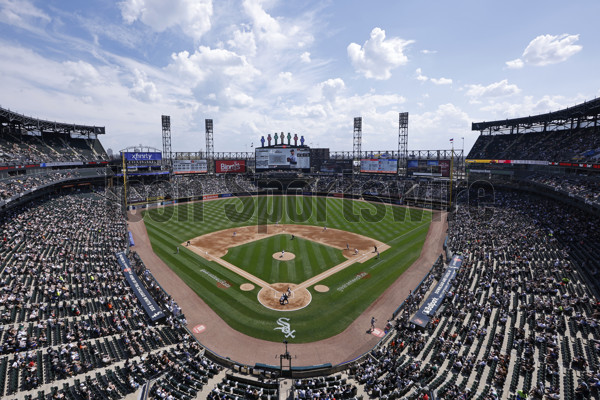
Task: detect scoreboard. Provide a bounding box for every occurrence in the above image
[255,147,310,170]
[360,158,398,174]
[172,160,207,174]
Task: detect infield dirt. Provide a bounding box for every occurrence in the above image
[185,224,388,260]
[184,224,390,311]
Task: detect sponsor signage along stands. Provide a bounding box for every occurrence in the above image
[410,255,463,328]
[40,161,83,167]
[116,252,165,321]
[116,171,169,177]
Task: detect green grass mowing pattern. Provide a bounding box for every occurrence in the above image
[143,196,432,343]
[222,234,346,284]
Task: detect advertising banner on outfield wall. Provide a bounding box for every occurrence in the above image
[116,252,165,321]
[410,255,463,328]
[216,160,246,173]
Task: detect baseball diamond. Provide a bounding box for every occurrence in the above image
[131,195,443,364]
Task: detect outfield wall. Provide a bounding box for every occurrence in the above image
[129,190,419,211]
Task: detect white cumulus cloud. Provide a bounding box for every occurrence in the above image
[465,79,520,98]
[223,87,253,107]
[242,0,313,51]
[411,103,472,150]
[415,68,428,82]
[347,27,414,80]
[415,68,451,85]
[227,28,257,57]
[129,68,160,103]
[431,77,452,85]
[119,0,212,41]
[319,78,345,102]
[278,71,292,82]
[506,33,582,68]
[167,46,258,87]
[505,58,524,69]
[62,60,102,88]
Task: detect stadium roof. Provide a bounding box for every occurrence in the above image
[472,97,600,133]
[0,106,105,136]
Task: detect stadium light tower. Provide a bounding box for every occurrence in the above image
[205,119,214,174]
[398,112,408,176]
[161,115,172,167]
[353,117,362,174]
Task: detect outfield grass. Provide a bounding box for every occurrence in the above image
[222,234,346,284]
[143,195,431,343]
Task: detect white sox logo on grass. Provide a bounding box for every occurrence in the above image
[274,317,296,338]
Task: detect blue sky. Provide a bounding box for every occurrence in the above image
[0,0,598,155]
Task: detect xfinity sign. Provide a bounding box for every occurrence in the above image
[124,152,162,161]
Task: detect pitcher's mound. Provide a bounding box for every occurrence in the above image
[273,252,295,261]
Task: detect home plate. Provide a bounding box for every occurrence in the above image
[192,324,206,334]
[371,328,385,338]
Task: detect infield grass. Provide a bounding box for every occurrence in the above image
[143,195,431,343]
[222,234,346,284]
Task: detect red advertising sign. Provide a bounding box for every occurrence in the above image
[216,160,246,173]
[439,160,451,177]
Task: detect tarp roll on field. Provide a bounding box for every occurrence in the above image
[410,254,463,328]
[116,252,166,321]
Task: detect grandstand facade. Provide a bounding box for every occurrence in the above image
[466,99,600,216]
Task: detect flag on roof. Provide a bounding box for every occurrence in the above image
[449,138,454,142]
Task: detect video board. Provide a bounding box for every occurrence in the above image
[320,159,353,174]
[407,159,451,177]
[172,159,207,174]
[255,147,310,170]
[360,158,398,174]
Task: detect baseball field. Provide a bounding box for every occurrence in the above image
[142,195,431,343]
